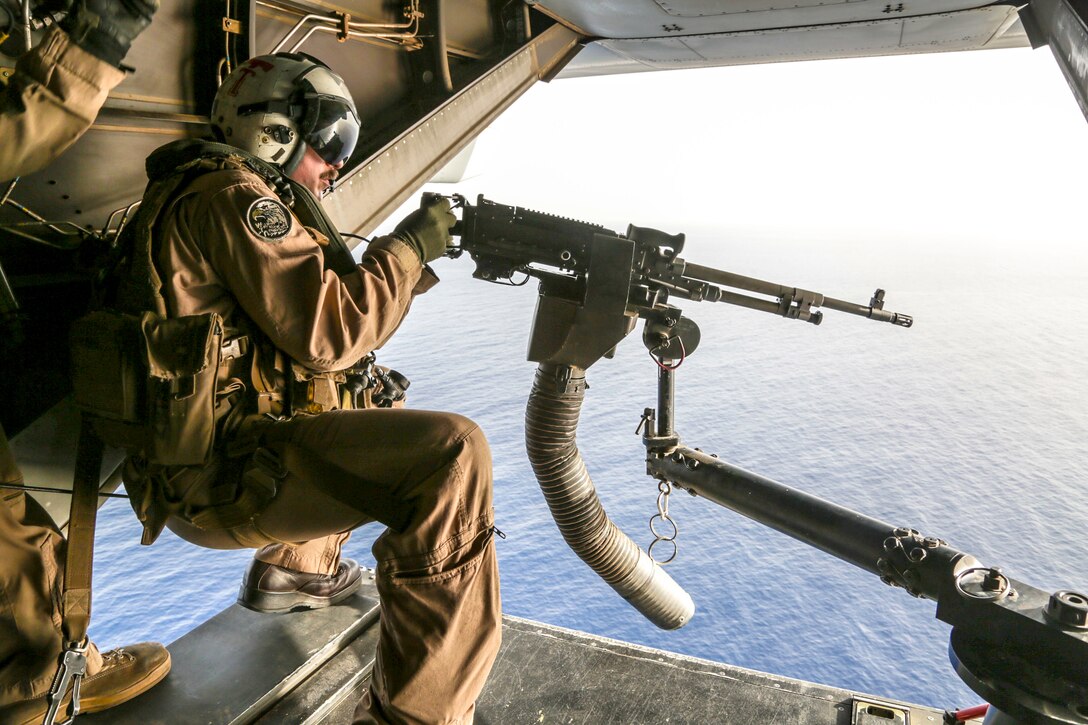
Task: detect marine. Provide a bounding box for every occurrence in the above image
[0,1,170,723]
[106,53,502,723]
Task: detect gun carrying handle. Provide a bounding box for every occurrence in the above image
[627,224,685,255]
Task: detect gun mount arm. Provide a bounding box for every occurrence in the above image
[647,447,1088,724]
[634,319,1085,724]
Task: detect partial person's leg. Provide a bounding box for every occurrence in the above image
[252,408,502,725]
[252,533,350,575]
[0,424,103,707]
[238,532,361,612]
[0,425,169,725]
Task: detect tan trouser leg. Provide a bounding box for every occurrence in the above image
[250,409,502,725]
[0,425,102,708]
[253,533,350,576]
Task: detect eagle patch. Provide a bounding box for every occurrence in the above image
[246,197,292,241]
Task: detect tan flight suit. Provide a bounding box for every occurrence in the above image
[0,426,105,710]
[0,26,124,181]
[145,164,501,724]
[0,25,121,712]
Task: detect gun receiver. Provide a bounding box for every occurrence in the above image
[432,193,913,331]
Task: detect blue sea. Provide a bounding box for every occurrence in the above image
[88,222,1088,713]
[88,49,1088,716]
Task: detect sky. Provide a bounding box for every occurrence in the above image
[393,44,1088,257]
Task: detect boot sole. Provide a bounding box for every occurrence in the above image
[236,572,363,613]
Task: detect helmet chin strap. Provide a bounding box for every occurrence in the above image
[280,139,308,176]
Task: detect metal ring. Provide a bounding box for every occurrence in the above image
[649,513,678,541]
[954,566,1012,600]
[648,537,678,565]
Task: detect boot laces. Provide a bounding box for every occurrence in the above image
[100,648,135,668]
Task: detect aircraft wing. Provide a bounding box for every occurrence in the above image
[542,0,1029,78]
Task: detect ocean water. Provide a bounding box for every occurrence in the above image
[86,48,1088,717]
[87,223,1088,713]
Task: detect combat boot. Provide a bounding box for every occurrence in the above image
[238,557,363,612]
[0,641,171,725]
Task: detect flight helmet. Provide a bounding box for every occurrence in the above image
[211,53,360,174]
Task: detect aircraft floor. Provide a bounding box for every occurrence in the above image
[78,577,960,725]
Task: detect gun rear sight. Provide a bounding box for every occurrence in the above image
[428,193,913,329]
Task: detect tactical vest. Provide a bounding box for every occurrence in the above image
[69,139,373,543]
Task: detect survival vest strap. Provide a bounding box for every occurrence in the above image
[71,140,257,467]
[74,138,356,450]
[70,139,372,544]
[67,141,278,547]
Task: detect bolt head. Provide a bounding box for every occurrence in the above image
[1045,590,1088,628]
[981,568,1006,592]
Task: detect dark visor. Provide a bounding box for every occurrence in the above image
[302,95,360,166]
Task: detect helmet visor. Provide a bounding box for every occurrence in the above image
[303,95,360,166]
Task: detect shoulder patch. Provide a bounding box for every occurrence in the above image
[246,197,293,242]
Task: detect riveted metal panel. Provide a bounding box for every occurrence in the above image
[534,0,1009,38]
[653,0,866,18]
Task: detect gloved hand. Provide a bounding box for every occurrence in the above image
[392,196,455,264]
[61,0,158,68]
[31,0,73,21]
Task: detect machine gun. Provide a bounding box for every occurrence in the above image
[426,193,1087,724]
[433,193,910,370]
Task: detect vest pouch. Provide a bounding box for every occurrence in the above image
[70,310,223,465]
[71,310,145,423]
[141,311,223,466]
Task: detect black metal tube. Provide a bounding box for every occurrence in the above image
[823,296,913,326]
[820,296,871,317]
[649,446,972,600]
[656,366,674,437]
[431,0,454,94]
[716,290,786,317]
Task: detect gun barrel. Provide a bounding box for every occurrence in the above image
[822,296,913,327]
[717,289,822,325]
[684,262,789,298]
[684,262,912,327]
